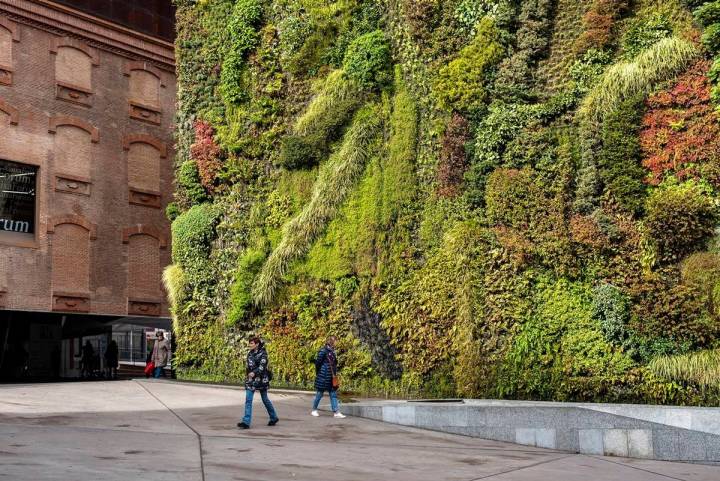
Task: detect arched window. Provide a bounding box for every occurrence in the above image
[48,215,97,313]
[49,116,98,196]
[0,18,18,86]
[51,37,98,107]
[123,226,166,316]
[123,134,166,208]
[125,61,163,125]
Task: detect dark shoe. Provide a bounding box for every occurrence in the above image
[237,422,250,429]
[268,418,278,426]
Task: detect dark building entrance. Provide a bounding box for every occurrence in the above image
[0,311,170,381]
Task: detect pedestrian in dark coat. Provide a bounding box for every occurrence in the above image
[237,337,278,429]
[104,340,119,379]
[311,336,345,418]
[81,340,94,379]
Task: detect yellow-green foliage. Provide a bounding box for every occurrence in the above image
[174,318,247,379]
[163,264,187,332]
[642,180,719,264]
[649,349,720,387]
[175,0,233,160]
[278,70,365,168]
[433,16,505,113]
[500,280,636,400]
[634,0,696,36]
[177,160,209,206]
[276,169,318,212]
[275,0,356,75]
[485,168,543,229]
[260,285,374,385]
[301,153,384,280]
[536,0,589,90]
[453,249,535,398]
[342,30,391,89]
[681,252,720,317]
[171,203,219,272]
[382,68,418,227]
[226,249,266,326]
[219,0,264,105]
[376,75,419,281]
[581,36,699,121]
[254,103,383,305]
[300,78,419,282]
[379,221,489,376]
[295,70,363,137]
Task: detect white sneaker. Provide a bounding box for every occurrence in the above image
[333,412,346,419]
[311,410,320,417]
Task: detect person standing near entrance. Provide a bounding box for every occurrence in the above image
[237,337,278,429]
[311,336,345,418]
[104,339,119,380]
[81,340,94,379]
[151,332,169,379]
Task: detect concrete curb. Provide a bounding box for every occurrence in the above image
[343,399,720,463]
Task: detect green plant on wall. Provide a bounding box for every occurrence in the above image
[642,179,719,264]
[580,36,699,122]
[650,348,720,389]
[278,70,364,169]
[219,0,264,105]
[171,0,720,405]
[342,30,392,89]
[433,16,505,113]
[254,103,383,306]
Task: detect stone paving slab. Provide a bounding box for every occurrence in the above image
[200,435,565,481]
[0,381,193,435]
[1,380,719,480]
[0,423,201,481]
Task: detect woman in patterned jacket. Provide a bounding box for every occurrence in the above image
[237,337,279,429]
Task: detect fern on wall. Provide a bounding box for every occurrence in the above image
[254,103,383,306]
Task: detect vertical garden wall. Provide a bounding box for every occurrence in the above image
[170,0,720,404]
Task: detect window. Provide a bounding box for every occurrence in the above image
[123,135,166,208]
[0,18,18,86]
[125,62,163,125]
[0,159,37,236]
[50,37,98,107]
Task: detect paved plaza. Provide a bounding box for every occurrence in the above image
[0,380,719,480]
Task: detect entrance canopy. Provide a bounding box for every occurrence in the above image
[0,310,171,337]
[112,316,171,330]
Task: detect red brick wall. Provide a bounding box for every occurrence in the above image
[128,234,161,299]
[51,223,90,294]
[0,5,175,317]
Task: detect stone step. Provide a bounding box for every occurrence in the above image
[344,399,720,463]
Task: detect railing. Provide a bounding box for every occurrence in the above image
[118,348,146,364]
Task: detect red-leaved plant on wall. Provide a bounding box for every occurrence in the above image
[640,61,720,186]
[436,113,470,198]
[190,120,223,194]
[574,0,630,53]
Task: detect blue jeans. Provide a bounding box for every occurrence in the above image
[153,366,163,378]
[243,389,278,426]
[312,390,339,412]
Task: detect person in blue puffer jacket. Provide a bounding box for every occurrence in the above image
[311,335,345,418]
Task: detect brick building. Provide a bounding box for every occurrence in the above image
[0,0,176,379]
